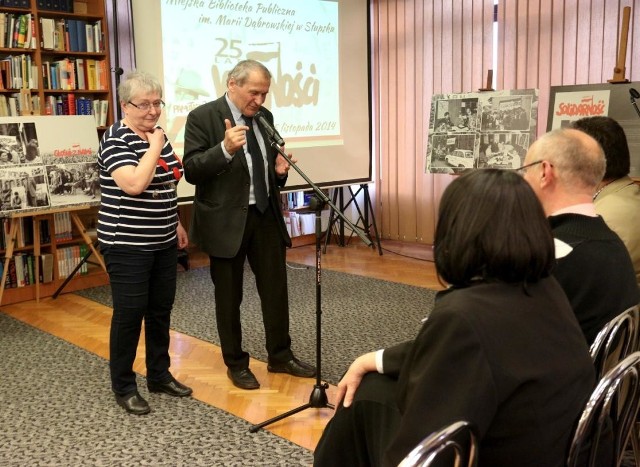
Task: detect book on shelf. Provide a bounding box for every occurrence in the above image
[14,253,25,287]
[79,243,88,274]
[298,213,315,235]
[99,99,108,126]
[7,257,16,289]
[40,253,54,283]
[40,17,55,50]
[26,253,34,285]
[85,23,94,52]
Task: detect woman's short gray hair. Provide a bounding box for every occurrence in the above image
[118,71,163,103]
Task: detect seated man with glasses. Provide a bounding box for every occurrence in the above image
[520,128,639,345]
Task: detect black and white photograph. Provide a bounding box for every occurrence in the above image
[433,98,479,133]
[0,122,41,166]
[0,166,49,212]
[46,163,100,206]
[479,95,534,132]
[428,133,477,172]
[426,89,538,174]
[477,132,529,169]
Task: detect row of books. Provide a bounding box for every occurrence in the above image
[0,13,36,49]
[40,17,104,53]
[283,191,317,211]
[36,0,75,13]
[0,53,37,89]
[44,95,108,125]
[0,252,54,289]
[0,212,76,246]
[53,211,73,241]
[0,1,74,12]
[0,216,53,251]
[0,244,89,289]
[57,243,89,279]
[42,57,108,91]
[0,91,40,116]
[0,1,30,8]
[283,210,330,237]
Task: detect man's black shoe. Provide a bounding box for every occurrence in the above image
[148,378,193,397]
[227,368,260,390]
[115,391,151,415]
[267,357,316,378]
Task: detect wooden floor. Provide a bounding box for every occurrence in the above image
[0,239,441,453]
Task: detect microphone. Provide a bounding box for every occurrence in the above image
[255,110,285,146]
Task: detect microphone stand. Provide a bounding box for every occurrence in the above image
[631,95,640,117]
[249,137,372,433]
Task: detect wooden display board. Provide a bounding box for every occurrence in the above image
[0,115,100,217]
[425,89,539,174]
[547,82,640,178]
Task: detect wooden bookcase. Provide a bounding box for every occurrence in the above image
[0,0,112,304]
[0,0,113,126]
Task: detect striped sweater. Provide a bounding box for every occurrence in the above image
[97,121,183,250]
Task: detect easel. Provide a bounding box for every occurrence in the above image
[0,206,105,305]
[608,6,631,84]
[323,184,382,255]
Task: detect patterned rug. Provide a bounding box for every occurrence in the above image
[75,263,437,385]
[0,313,313,466]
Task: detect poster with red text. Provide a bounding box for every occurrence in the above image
[548,82,640,177]
[0,115,99,216]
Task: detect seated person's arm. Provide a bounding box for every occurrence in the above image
[338,340,414,408]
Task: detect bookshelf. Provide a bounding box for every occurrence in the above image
[0,0,112,128]
[0,205,107,305]
[281,190,330,246]
[0,0,113,304]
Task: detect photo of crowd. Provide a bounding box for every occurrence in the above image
[47,163,100,205]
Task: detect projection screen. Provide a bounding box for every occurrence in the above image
[130,0,372,200]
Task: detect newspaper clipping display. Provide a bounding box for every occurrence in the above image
[426,89,538,174]
[0,115,99,217]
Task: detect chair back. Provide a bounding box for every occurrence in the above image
[567,351,640,467]
[397,420,478,467]
[590,305,639,379]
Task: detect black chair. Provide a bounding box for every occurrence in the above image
[397,420,478,467]
[567,351,640,467]
[589,305,640,465]
[590,305,639,379]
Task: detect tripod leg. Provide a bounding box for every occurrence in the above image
[249,403,313,433]
[52,248,93,298]
[363,185,382,255]
[249,383,335,433]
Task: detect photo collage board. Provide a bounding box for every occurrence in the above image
[0,115,100,217]
[426,89,538,174]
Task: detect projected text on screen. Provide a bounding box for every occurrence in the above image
[161,0,340,156]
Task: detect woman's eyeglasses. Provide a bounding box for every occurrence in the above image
[127,100,165,111]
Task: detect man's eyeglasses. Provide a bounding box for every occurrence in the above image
[127,100,165,111]
[515,159,544,174]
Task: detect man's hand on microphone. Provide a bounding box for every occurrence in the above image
[223,118,249,155]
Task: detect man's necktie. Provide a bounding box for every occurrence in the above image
[243,115,268,213]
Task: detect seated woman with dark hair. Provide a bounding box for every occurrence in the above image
[314,169,595,467]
